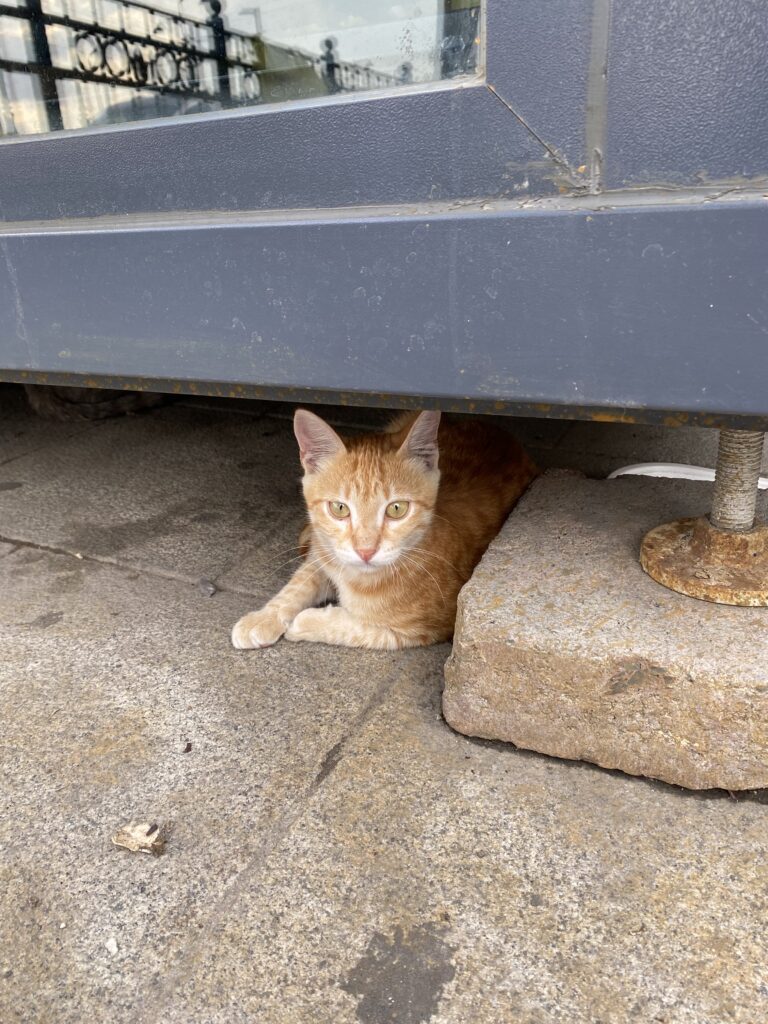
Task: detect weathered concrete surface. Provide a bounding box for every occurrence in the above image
[2,386,768,1023]
[0,544,409,1023]
[445,471,768,790]
[155,668,768,1024]
[0,398,307,588]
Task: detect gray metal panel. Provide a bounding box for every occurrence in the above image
[0,85,558,221]
[0,0,592,222]
[486,0,594,177]
[2,0,768,426]
[2,196,767,419]
[607,0,768,188]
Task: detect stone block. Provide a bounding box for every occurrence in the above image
[444,471,768,790]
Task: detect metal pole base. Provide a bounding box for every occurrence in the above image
[640,515,768,606]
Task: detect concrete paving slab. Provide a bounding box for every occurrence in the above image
[153,660,768,1024]
[445,471,768,790]
[0,545,406,1024]
[0,401,307,590]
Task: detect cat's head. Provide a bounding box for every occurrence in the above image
[294,409,441,572]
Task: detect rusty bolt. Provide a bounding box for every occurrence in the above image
[710,430,765,532]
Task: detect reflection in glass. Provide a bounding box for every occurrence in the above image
[0,0,481,135]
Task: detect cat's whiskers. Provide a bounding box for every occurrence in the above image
[397,549,446,603]
[409,544,462,576]
[264,536,335,577]
[267,542,305,557]
[405,559,445,605]
[260,551,309,580]
[293,551,337,590]
[390,554,408,583]
[425,510,457,531]
[256,539,313,573]
[387,557,411,601]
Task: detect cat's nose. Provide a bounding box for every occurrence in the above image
[355,546,377,563]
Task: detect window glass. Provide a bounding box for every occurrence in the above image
[0,0,481,135]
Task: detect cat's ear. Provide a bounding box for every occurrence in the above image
[294,409,346,473]
[398,410,441,472]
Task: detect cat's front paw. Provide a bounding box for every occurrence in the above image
[231,607,286,649]
[284,606,333,644]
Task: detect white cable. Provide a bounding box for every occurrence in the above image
[607,462,768,489]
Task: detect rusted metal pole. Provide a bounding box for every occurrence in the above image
[710,429,765,532]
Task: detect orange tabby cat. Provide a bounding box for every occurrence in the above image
[231,409,537,650]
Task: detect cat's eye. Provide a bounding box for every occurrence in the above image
[328,500,350,519]
[386,501,410,520]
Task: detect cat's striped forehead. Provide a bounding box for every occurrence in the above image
[305,435,434,505]
[343,445,401,499]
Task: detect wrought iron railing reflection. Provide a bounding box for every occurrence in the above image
[0,0,402,133]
